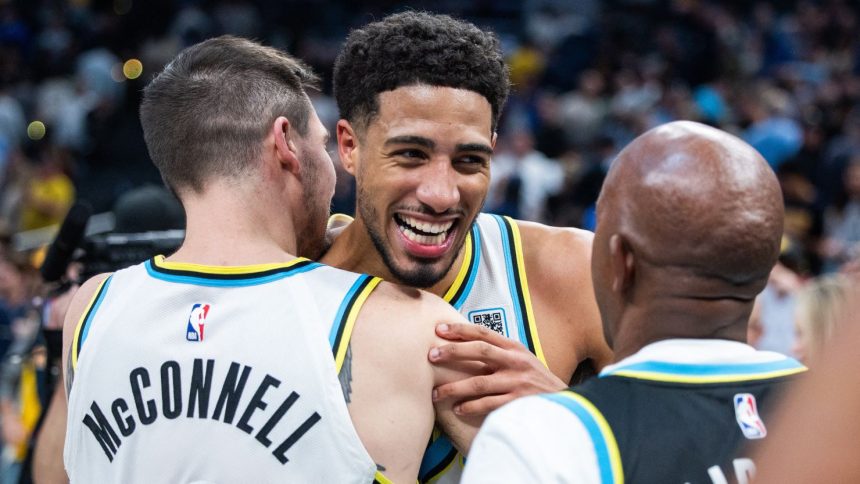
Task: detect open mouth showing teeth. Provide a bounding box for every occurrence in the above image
[394,213,454,245]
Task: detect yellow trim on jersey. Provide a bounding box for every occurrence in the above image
[71,277,110,370]
[373,470,395,484]
[611,367,807,384]
[561,391,624,484]
[442,231,473,303]
[506,217,547,366]
[151,255,309,275]
[334,277,383,372]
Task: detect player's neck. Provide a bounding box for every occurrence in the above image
[322,219,391,278]
[170,187,300,266]
[611,301,749,362]
[322,218,465,298]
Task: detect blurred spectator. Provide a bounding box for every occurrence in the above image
[754,261,804,356]
[793,274,850,364]
[19,144,74,232]
[558,69,608,148]
[0,255,29,362]
[488,131,563,223]
[741,85,804,169]
[0,150,32,235]
[819,155,860,272]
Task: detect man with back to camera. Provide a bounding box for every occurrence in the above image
[60,36,481,484]
[461,121,807,483]
[322,11,612,482]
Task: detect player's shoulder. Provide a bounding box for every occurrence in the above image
[62,273,113,359]
[513,218,594,254]
[509,218,594,284]
[359,280,462,347]
[64,273,112,327]
[367,280,461,323]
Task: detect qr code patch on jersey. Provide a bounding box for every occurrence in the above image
[467,308,507,336]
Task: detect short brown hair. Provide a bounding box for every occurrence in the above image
[140,36,319,193]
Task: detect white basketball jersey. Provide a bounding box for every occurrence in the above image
[420,213,547,484]
[64,256,383,484]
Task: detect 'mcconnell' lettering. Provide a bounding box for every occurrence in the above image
[79,359,322,464]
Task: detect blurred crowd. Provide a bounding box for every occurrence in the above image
[1,0,860,481]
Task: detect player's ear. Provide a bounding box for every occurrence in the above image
[337,119,359,176]
[273,116,301,176]
[491,131,498,150]
[608,234,635,296]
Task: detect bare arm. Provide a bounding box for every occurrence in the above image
[31,284,78,484]
[32,381,69,484]
[517,221,612,378]
[345,282,481,482]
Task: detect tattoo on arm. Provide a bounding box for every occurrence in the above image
[338,343,353,403]
[65,342,75,397]
[376,463,386,472]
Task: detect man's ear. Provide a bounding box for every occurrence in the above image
[273,116,301,176]
[608,234,635,295]
[337,119,359,176]
[491,131,498,150]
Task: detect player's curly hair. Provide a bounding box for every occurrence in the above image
[333,11,510,134]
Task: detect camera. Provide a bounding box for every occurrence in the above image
[75,230,184,281]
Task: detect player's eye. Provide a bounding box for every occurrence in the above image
[458,155,488,165]
[394,149,427,160]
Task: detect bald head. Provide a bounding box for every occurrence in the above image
[599,121,783,287]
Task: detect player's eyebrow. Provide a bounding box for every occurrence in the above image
[384,135,435,149]
[456,143,493,155]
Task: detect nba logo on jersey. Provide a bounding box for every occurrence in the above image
[733,393,767,439]
[467,308,506,335]
[185,303,211,342]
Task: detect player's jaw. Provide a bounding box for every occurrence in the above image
[362,201,469,288]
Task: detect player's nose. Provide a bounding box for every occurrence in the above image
[416,160,460,213]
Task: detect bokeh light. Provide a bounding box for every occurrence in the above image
[123,59,143,80]
[27,121,46,140]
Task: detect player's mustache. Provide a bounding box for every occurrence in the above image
[393,205,467,218]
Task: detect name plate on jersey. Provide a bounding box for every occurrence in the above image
[467,307,507,336]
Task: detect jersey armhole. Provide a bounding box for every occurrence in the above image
[71,276,113,371]
[328,275,383,372]
[496,215,547,365]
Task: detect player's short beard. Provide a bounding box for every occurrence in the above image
[296,152,330,260]
[356,182,460,288]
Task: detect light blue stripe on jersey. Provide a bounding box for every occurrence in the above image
[602,358,806,378]
[329,274,372,349]
[144,259,322,287]
[542,392,621,484]
[450,224,482,310]
[492,214,524,343]
[79,275,114,348]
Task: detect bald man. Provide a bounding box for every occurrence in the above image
[462,121,807,484]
